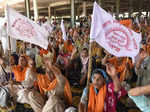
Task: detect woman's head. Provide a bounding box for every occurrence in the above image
[139,48,148,57]
[18,55,28,67]
[45,67,55,82]
[10,53,19,65]
[92,69,108,89]
[81,48,88,58]
[28,58,35,68]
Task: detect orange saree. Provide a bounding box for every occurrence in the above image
[88,84,106,112]
[108,57,133,82]
[12,65,27,82]
[37,74,72,105]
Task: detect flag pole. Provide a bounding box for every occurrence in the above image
[87,42,92,87]
[6,5,12,82]
[8,36,13,82]
[6,5,14,100]
[85,41,93,111]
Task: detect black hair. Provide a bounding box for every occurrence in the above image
[82,47,88,52]
[139,48,145,53]
[92,69,105,79]
[11,53,19,65]
[91,68,110,83]
[36,67,46,74]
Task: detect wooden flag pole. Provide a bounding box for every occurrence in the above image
[6,5,13,82]
[8,35,16,106]
[85,41,93,111]
[8,36,13,82]
[6,5,15,102]
[87,42,92,87]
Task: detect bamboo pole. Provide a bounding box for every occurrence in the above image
[116,0,120,19]
[8,36,12,81]
[82,1,86,17]
[85,41,93,111]
[25,0,31,18]
[7,23,13,90]
[5,5,12,82]
[71,0,75,27]
[33,0,39,22]
[48,6,51,20]
[8,36,16,106]
[6,5,15,102]
[87,42,92,86]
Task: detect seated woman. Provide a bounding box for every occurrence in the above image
[56,47,70,74]
[11,55,28,83]
[29,58,72,112]
[67,47,96,86]
[78,64,127,112]
[5,55,37,105]
[17,57,37,104]
[5,53,19,81]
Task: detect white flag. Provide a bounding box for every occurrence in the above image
[90,2,141,60]
[6,6,48,49]
[61,19,67,41]
[42,20,53,35]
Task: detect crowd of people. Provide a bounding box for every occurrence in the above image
[0,16,150,112]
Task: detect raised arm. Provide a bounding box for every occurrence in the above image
[43,58,64,83]
[136,50,148,70]
[106,64,121,92]
[102,50,111,65]
[102,54,109,65]
[70,47,78,60]
[128,85,150,96]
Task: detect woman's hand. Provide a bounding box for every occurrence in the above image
[139,51,148,61]
[106,63,121,92]
[106,64,117,78]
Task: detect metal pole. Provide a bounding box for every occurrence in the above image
[6,5,14,98]
[98,0,103,7]
[129,0,133,18]
[71,0,75,27]
[85,41,93,112]
[82,1,86,17]
[116,0,120,20]
[25,0,31,18]
[33,0,39,22]
[48,6,51,19]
